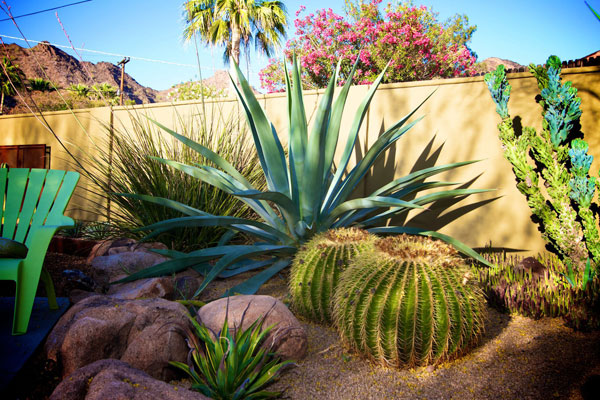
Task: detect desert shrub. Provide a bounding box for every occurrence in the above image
[168,81,226,101]
[28,77,52,92]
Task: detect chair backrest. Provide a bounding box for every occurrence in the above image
[0,168,80,246]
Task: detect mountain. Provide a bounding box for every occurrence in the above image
[478,57,524,73]
[3,42,159,106]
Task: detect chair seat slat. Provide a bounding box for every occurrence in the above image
[2,169,29,240]
[14,169,48,243]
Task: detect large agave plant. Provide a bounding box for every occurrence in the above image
[116,57,490,296]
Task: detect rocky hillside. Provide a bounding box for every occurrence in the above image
[3,42,159,105]
[478,57,524,73]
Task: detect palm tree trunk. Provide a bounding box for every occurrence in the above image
[229,24,242,96]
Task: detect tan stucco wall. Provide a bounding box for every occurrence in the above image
[1,65,599,255]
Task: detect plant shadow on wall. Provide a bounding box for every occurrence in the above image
[115,56,493,299]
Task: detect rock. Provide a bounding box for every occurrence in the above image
[173,276,200,300]
[90,251,170,287]
[87,238,168,264]
[514,256,547,280]
[69,289,97,304]
[45,296,190,380]
[107,277,174,300]
[50,359,209,400]
[198,295,307,361]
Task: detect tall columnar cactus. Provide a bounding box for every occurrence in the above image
[484,56,600,274]
[333,235,486,367]
[289,228,376,322]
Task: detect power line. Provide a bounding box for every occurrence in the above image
[0,34,262,76]
[0,0,93,22]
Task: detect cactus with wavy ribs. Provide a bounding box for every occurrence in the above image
[484,56,600,276]
[333,235,486,367]
[289,228,376,323]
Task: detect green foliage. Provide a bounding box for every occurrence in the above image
[484,56,600,276]
[91,82,117,100]
[68,83,90,98]
[586,1,600,21]
[84,109,264,251]
[476,253,600,330]
[289,227,377,322]
[28,77,52,92]
[0,56,23,114]
[333,235,486,366]
[117,56,489,296]
[170,311,293,400]
[168,81,226,101]
[184,0,288,66]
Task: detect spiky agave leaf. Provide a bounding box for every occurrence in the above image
[124,55,491,297]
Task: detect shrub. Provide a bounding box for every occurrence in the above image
[91,82,117,100]
[81,108,264,251]
[260,0,477,92]
[168,81,226,101]
[68,83,90,98]
[476,253,600,330]
[333,235,486,366]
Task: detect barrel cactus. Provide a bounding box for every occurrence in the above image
[289,228,376,322]
[333,235,486,367]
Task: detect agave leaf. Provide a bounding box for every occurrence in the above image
[323,58,358,182]
[193,245,296,297]
[368,225,492,266]
[116,193,210,216]
[234,189,299,226]
[111,255,215,284]
[288,54,309,210]
[302,69,337,224]
[139,215,289,243]
[322,63,391,211]
[230,61,290,196]
[325,196,424,227]
[224,258,291,296]
[148,117,253,188]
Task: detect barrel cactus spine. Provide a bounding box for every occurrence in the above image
[333,235,486,367]
[289,228,376,323]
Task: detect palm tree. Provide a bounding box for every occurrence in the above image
[183,0,288,89]
[0,56,23,114]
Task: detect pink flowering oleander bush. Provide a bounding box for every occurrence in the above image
[259,0,478,92]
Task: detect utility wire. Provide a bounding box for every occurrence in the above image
[0,34,262,76]
[0,0,92,22]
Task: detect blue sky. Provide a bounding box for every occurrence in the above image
[0,0,598,91]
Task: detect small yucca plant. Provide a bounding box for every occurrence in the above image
[170,308,293,400]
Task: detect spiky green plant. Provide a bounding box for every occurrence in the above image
[289,227,377,323]
[333,235,486,367]
[28,77,52,92]
[170,310,293,399]
[68,83,90,98]
[484,56,600,275]
[116,56,490,296]
[476,253,600,330]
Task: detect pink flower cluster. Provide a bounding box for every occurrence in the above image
[259,0,478,93]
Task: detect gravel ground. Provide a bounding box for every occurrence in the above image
[4,254,600,400]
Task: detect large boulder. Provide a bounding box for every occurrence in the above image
[198,295,307,361]
[50,359,209,400]
[45,296,190,381]
[90,251,170,288]
[107,277,175,300]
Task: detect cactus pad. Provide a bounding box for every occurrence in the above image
[333,234,486,367]
[289,228,376,322]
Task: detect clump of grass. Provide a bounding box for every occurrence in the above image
[83,107,264,251]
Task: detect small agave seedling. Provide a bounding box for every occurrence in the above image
[115,55,490,297]
[170,309,293,400]
[289,227,377,323]
[334,235,486,367]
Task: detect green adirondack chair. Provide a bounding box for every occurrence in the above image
[0,167,79,335]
